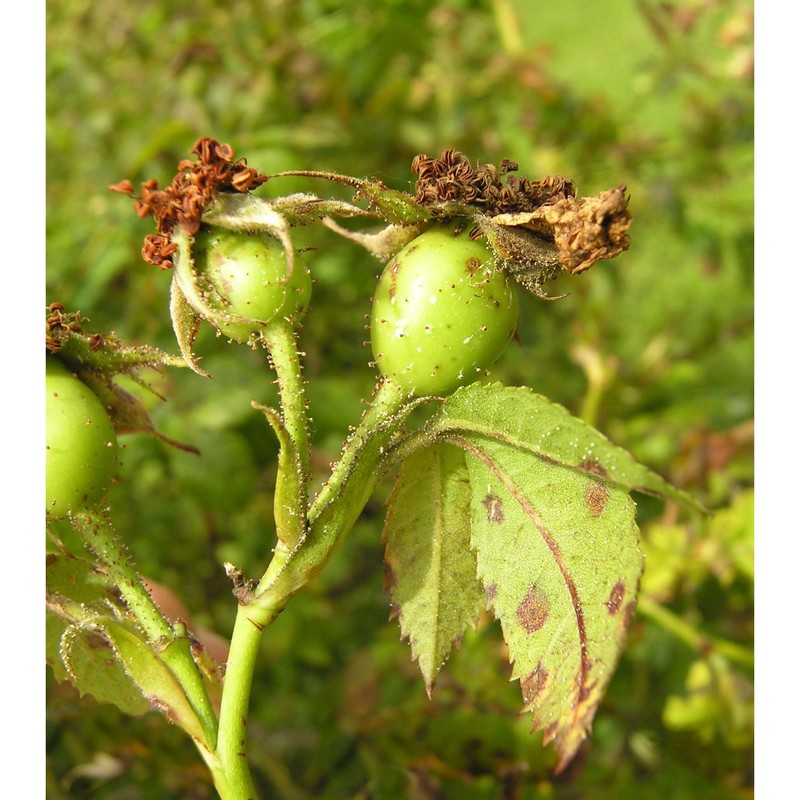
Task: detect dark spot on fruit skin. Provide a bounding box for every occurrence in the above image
[465,257,482,275]
[607,581,625,615]
[585,481,609,516]
[516,584,549,634]
[482,493,504,523]
[521,663,549,705]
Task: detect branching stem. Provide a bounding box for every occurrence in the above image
[214,376,409,799]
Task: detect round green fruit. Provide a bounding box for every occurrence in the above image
[193,227,312,340]
[370,223,520,396]
[46,358,118,517]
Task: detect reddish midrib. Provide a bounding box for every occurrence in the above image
[452,435,592,718]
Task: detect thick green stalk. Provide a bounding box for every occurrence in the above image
[215,601,282,800]
[214,377,410,799]
[76,509,219,748]
[213,319,311,798]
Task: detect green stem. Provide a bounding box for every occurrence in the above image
[214,378,410,799]
[637,595,754,670]
[75,509,219,748]
[259,320,311,552]
[215,601,282,800]
[257,377,408,597]
[309,378,407,521]
[261,320,310,482]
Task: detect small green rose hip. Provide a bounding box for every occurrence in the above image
[193,227,312,340]
[46,357,118,517]
[370,223,520,396]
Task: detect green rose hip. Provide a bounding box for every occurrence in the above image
[370,223,520,396]
[46,357,118,517]
[193,227,312,341]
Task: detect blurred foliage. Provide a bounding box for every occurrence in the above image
[46,0,753,797]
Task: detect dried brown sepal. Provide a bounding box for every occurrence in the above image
[114,137,268,268]
[540,185,632,274]
[410,150,631,291]
[46,305,197,452]
[46,303,85,353]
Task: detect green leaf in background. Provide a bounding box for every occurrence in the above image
[383,443,484,692]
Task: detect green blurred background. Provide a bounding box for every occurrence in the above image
[46,0,753,797]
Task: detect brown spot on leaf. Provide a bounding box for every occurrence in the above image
[383,561,397,592]
[482,493,505,523]
[623,599,638,630]
[585,481,609,516]
[84,629,110,651]
[607,581,626,615]
[484,583,498,607]
[521,663,550,705]
[516,584,549,634]
[580,458,608,479]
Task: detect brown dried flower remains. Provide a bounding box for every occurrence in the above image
[109,137,267,269]
[46,303,87,353]
[412,149,632,282]
[411,148,576,217]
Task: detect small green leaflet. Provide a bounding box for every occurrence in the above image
[46,553,210,745]
[383,444,484,693]
[386,383,699,771]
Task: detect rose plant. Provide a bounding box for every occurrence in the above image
[46,140,702,799]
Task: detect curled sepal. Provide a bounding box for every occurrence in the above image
[172,217,310,347]
[252,401,306,550]
[47,306,187,372]
[322,219,428,262]
[198,193,297,281]
[269,170,432,226]
[383,443,483,693]
[169,272,210,377]
[79,373,200,454]
[171,226,251,341]
[204,189,377,229]
[60,619,212,747]
[171,226,276,354]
